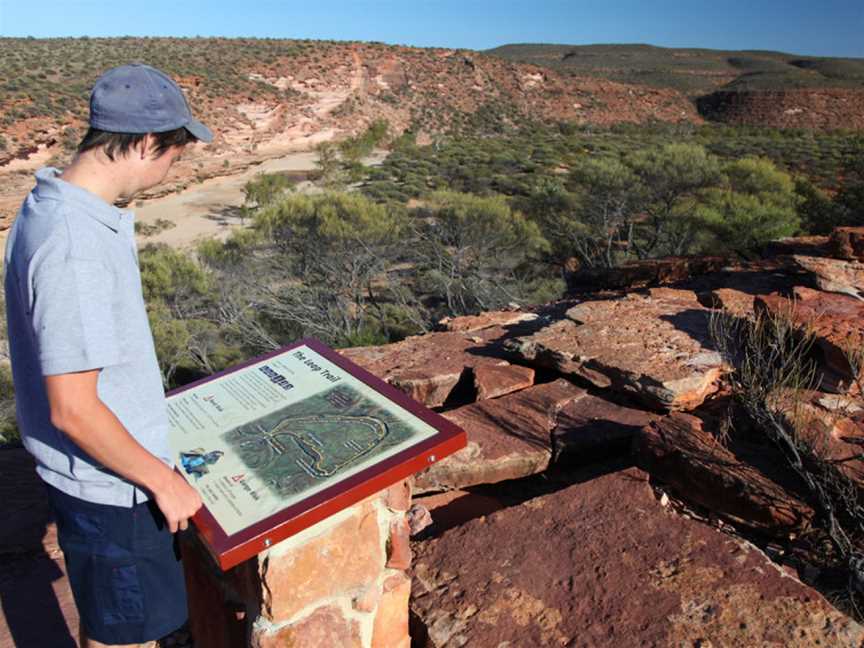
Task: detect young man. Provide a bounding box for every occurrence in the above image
[4,64,213,648]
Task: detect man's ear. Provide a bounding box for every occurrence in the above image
[136,134,155,160]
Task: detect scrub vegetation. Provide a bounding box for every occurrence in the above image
[109,121,861,392]
[0,36,315,125]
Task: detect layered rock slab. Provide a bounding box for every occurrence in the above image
[793,254,864,300]
[694,267,798,319]
[755,286,864,393]
[633,413,814,535]
[552,393,658,465]
[472,362,534,400]
[774,389,864,487]
[438,310,538,333]
[411,469,863,648]
[413,379,584,493]
[340,329,521,407]
[505,292,725,411]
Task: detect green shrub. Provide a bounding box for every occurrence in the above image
[701,158,800,253]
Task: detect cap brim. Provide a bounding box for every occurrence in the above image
[185,118,214,143]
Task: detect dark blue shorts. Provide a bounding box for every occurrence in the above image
[47,485,188,645]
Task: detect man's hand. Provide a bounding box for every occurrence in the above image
[151,469,203,533]
[45,369,202,530]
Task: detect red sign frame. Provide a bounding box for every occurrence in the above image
[167,337,466,570]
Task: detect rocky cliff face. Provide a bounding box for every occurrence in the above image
[697,88,864,130]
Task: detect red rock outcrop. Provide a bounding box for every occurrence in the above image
[774,389,864,487]
[340,329,519,407]
[471,362,535,400]
[832,227,864,262]
[633,413,814,535]
[414,379,584,492]
[755,286,864,393]
[506,291,726,411]
[566,256,727,292]
[553,393,658,464]
[792,254,864,300]
[411,469,862,647]
[438,310,538,332]
[695,266,800,319]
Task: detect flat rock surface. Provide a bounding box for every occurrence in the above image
[793,254,864,300]
[756,286,864,393]
[411,469,863,648]
[414,379,585,493]
[505,292,725,411]
[633,413,814,535]
[340,329,519,407]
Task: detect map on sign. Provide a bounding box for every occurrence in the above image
[167,344,439,536]
[223,384,417,498]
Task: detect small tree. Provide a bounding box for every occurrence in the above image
[627,143,722,257]
[249,192,408,345]
[701,157,800,254]
[795,176,840,235]
[560,157,641,269]
[315,140,344,188]
[242,172,292,209]
[416,190,549,315]
[138,245,228,385]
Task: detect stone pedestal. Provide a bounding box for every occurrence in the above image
[182,479,413,648]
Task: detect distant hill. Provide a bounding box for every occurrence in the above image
[485,43,864,95]
[0,37,700,223]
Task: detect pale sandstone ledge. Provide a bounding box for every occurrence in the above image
[505,291,726,411]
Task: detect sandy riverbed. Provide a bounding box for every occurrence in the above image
[0,148,387,252]
[133,148,388,249]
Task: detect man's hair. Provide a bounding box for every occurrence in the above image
[77,126,198,161]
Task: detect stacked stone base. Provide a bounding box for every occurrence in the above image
[182,479,413,648]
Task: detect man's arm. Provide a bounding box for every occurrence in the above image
[45,369,202,532]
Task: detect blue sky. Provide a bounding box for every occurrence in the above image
[0,0,861,58]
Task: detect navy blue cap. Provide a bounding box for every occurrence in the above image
[89,64,213,143]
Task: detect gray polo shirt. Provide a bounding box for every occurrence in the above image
[4,167,172,507]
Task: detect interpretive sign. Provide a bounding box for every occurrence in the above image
[167,338,466,569]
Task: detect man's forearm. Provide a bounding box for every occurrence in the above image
[53,398,176,496]
[44,369,202,531]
